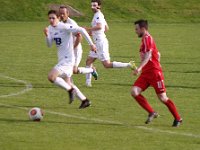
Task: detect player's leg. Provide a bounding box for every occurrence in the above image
[131,75,158,124]
[72,84,91,109]
[85,54,97,87]
[151,71,182,127]
[48,68,72,91]
[98,39,133,68]
[157,92,182,127]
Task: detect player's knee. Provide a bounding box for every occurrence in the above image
[48,74,56,83]
[103,62,112,68]
[73,68,78,74]
[158,93,168,103]
[131,87,139,97]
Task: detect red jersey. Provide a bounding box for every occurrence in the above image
[140,32,162,73]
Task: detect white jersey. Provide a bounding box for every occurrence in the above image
[65,18,82,53]
[46,22,93,65]
[91,10,107,42]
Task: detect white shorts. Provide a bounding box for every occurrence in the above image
[89,38,110,61]
[54,62,73,78]
[74,44,83,67]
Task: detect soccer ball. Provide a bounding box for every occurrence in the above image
[28,107,44,121]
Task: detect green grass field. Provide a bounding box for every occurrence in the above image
[0,21,200,150]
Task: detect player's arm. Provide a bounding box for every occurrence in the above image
[74,33,82,49]
[44,27,53,47]
[66,25,96,52]
[105,21,109,32]
[133,50,152,75]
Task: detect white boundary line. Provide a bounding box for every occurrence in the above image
[0,74,200,139]
[0,74,32,98]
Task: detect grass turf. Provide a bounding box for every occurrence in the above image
[0,21,200,150]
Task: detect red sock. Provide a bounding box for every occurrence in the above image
[134,94,154,114]
[164,99,181,120]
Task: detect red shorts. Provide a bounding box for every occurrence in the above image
[133,70,166,94]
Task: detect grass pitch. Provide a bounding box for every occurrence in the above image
[0,22,200,150]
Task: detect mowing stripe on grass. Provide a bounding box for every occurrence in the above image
[0,74,200,139]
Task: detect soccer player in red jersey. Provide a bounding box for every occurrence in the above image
[131,19,182,127]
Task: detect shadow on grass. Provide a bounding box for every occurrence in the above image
[0,117,123,127]
[96,82,200,89]
[168,70,200,74]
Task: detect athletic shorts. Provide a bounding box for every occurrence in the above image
[54,62,73,78]
[74,44,83,67]
[89,38,110,61]
[133,70,166,94]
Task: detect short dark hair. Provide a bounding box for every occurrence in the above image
[59,5,67,9]
[48,10,59,17]
[91,0,102,6]
[134,19,148,30]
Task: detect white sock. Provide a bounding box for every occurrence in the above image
[86,66,92,84]
[72,85,86,101]
[112,61,130,68]
[78,67,93,74]
[54,77,71,91]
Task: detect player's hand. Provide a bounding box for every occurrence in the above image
[132,68,141,76]
[90,44,97,53]
[44,27,48,37]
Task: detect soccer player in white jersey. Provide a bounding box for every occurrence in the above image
[44,10,96,108]
[84,0,135,87]
[59,6,98,80]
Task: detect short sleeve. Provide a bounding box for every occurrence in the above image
[94,14,104,24]
[144,36,153,52]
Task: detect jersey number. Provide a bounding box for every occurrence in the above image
[54,38,62,45]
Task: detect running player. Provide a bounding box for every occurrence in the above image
[44,10,96,108]
[84,0,135,87]
[131,19,182,127]
[59,5,98,80]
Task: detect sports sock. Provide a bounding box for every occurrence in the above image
[78,67,93,74]
[85,66,92,84]
[112,61,130,68]
[164,99,181,120]
[72,85,86,101]
[134,94,154,114]
[53,77,71,91]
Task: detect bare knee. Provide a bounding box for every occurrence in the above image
[102,61,112,68]
[48,73,57,83]
[157,93,168,103]
[131,86,142,97]
[73,67,78,74]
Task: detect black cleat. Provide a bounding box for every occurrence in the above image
[172,118,182,127]
[68,88,76,104]
[79,99,91,109]
[145,112,159,124]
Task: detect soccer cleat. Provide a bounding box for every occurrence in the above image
[68,88,76,104]
[79,99,91,109]
[91,69,98,80]
[129,61,137,70]
[172,118,183,127]
[145,112,159,124]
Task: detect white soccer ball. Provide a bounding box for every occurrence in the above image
[28,107,44,121]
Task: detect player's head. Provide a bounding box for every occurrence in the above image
[91,0,101,13]
[59,5,69,22]
[48,10,59,26]
[134,19,148,38]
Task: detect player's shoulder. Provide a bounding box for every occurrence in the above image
[67,18,78,26]
[144,32,153,41]
[94,10,104,19]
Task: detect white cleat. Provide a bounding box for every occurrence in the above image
[129,61,137,70]
[86,82,92,87]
